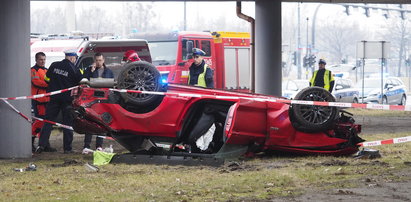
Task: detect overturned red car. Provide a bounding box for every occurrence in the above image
[72,61,364,158]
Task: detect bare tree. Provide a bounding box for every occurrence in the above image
[121,2,158,36]
[31,7,67,34]
[380,18,411,77]
[317,19,367,64]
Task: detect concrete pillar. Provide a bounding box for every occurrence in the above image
[0,0,31,158]
[255,0,282,96]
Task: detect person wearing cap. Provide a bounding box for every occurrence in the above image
[309,59,335,93]
[36,49,83,154]
[82,52,114,153]
[31,52,49,152]
[188,48,214,88]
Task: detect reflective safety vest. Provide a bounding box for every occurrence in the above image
[310,69,334,91]
[188,64,209,88]
[31,66,49,103]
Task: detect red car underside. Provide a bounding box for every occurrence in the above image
[73,84,363,156]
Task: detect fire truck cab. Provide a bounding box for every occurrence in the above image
[129,31,251,91]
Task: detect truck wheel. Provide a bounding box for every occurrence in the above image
[117,61,164,107]
[289,87,339,133]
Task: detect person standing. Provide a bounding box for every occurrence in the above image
[82,53,114,153]
[31,52,49,152]
[188,48,214,88]
[309,59,335,93]
[35,50,83,154]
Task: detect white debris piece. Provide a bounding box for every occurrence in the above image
[196,123,216,151]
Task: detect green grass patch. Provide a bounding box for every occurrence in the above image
[346,108,411,117]
[0,132,410,201]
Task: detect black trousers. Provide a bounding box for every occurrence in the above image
[84,134,104,149]
[38,99,74,151]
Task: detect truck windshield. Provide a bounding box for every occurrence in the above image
[148,41,178,66]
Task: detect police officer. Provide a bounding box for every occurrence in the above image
[188,48,214,88]
[35,50,83,154]
[309,59,335,93]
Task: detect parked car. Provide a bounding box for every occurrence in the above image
[71,62,364,158]
[282,78,359,103]
[333,78,359,103]
[282,79,309,99]
[356,77,407,105]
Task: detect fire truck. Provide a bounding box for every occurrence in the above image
[129,31,251,90]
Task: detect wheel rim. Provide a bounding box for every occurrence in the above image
[118,64,158,101]
[297,90,333,124]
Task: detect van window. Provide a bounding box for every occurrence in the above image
[77,57,93,70]
[201,40,211,57]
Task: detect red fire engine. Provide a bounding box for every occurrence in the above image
[129,31,251,91]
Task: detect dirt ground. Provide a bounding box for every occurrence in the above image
[37,113,411,201]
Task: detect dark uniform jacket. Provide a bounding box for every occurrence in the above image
[188,60,214,88]
[46,59,83,102]
[83,64,114,79]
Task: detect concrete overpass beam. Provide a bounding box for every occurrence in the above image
[0,0,31,158]
[255,0,282,96]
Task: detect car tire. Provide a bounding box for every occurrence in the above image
[117,61,165,107]
[400,95,406,106]
[353,97,359,103]
[289,87,339,133]
[382,96,388,105]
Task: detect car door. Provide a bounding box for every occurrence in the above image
[384,79,395,104]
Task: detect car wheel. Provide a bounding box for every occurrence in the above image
[400,95,406,106]
[289,87,339,133]
[117,61,165,107]
[353,97,359,103]
[382,96,388,105]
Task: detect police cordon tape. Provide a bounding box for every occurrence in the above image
[359,136,411,147]
[1,85,411,148]
[109,88,411,112]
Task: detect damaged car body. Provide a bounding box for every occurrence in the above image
[72,61,364,158]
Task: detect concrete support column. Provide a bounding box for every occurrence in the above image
[0,0,31,158]
[255,0,282,96]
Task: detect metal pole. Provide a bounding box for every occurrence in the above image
[306,17,309,79]
[311,4,322,51]
[362,41,366,104]
[297,3,301,79]
[381,41,385,104]
[183,1,187,31]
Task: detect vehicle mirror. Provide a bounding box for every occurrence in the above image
[335,85,343,90]
[386,84,393,89]
[187,41,193,54]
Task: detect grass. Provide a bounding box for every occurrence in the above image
[346,108,411,117]
[0,132,410,201]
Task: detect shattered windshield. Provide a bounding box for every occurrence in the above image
[148,41,178,66]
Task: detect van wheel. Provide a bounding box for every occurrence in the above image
[117,61,164,107]
[289,87,339,133]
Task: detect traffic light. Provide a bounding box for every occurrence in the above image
[292,51,297,65]
[309,55,316,67]
[303,55,309,67]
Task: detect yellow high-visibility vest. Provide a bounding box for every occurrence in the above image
[188,64,209,88]
[310,69,334,91]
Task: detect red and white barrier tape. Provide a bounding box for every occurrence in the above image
[1,99,32,123]
[32,117,74,131]
[0,86,79,100]
[359,136,411,147]
[98,135,114,140]
[110,88,411,112]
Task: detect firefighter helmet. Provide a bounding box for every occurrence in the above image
[123,50,140,62]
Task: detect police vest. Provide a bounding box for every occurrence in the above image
[310,69,334,91]
[188,64,209,88]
